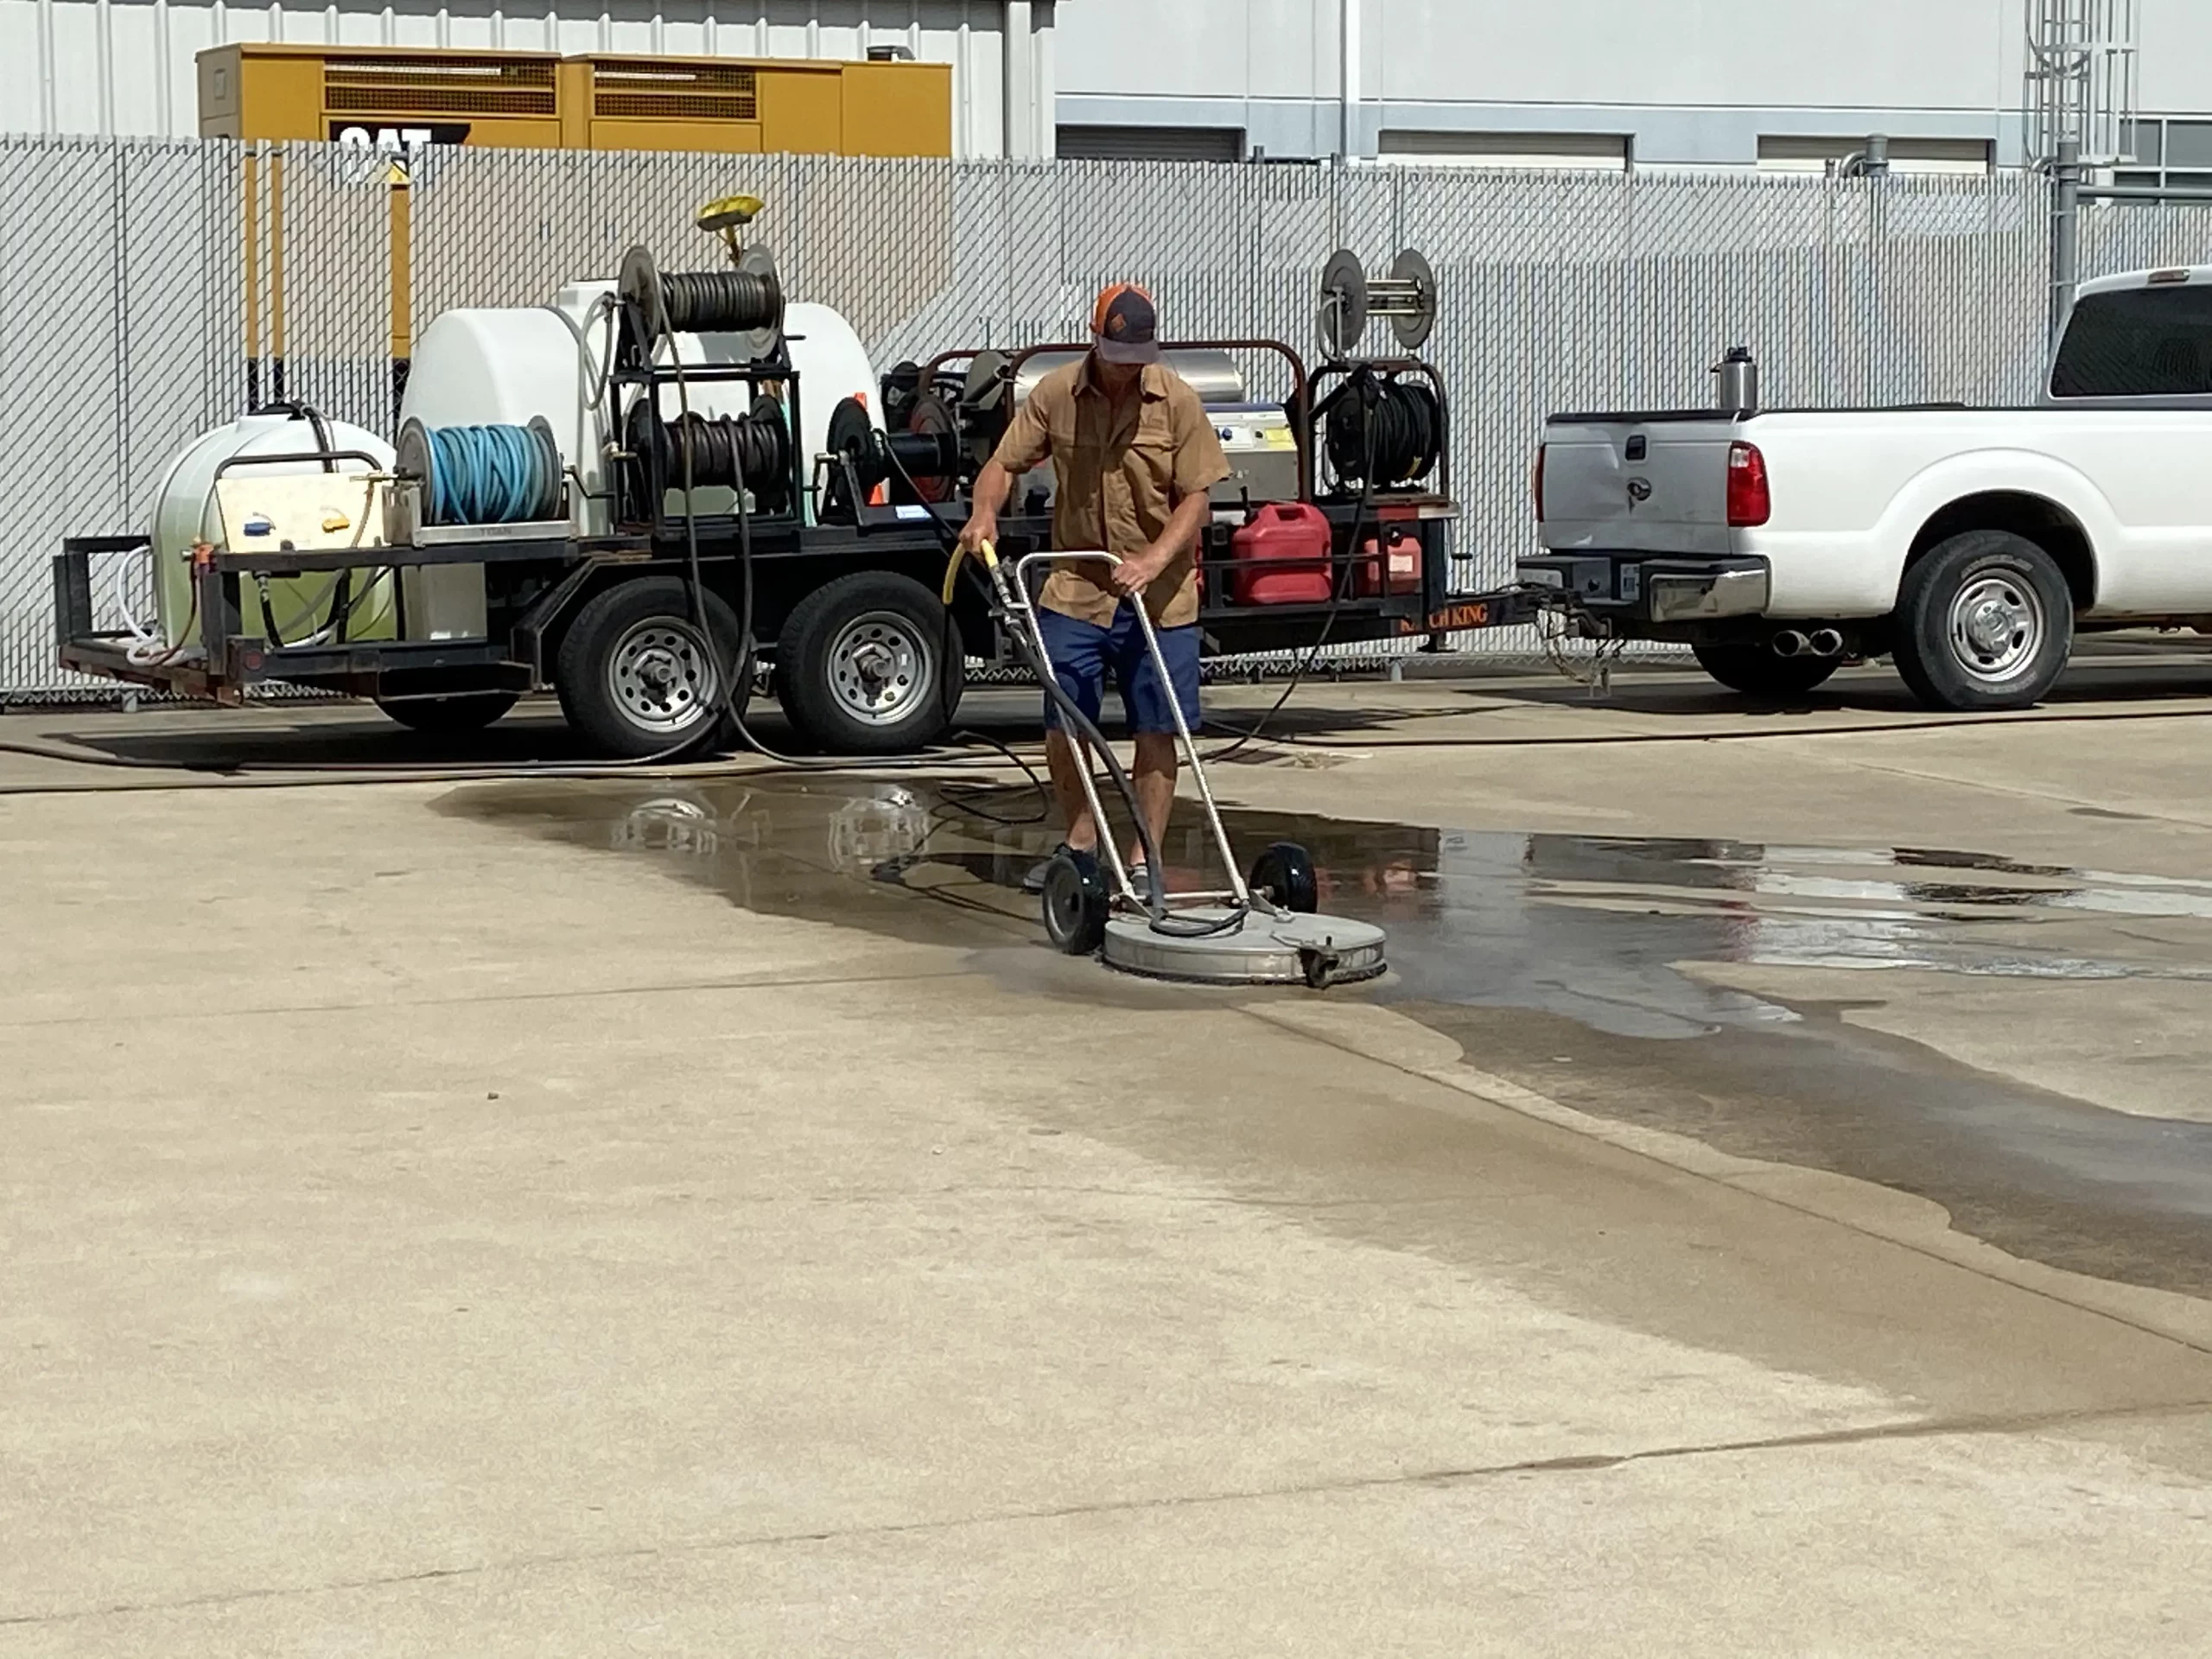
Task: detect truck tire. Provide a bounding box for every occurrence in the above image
[375,691,519,734]
[1892,531,2074,712]
[777,571,960,754]
[1691,642,1840,700]
[555,576,747,759]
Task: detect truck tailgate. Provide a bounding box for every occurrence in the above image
[1541,416,1739,557]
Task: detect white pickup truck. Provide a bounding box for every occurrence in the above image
[1526,265,2212,709]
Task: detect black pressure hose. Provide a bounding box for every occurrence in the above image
[1201,380,1383,764]
[869,436,1260,936]
[651,336,1054,822]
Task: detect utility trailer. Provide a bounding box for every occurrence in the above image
[54,221,1529,754]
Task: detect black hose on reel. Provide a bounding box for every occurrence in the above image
[656,268,784,335]
[667,405,789,498]
[1325,375,1442,489]
[626,398,791,516]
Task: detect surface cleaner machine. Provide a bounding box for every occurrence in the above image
[960,543,1389,989]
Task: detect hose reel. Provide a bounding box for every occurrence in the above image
[623,396,792,517]
[1319,247,1438,358]
[1324,373,1443,490]
[819,394,964,518]
[959,350,1016,467]
[396,416,564,526]
[619,240,785,359]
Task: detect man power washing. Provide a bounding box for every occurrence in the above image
[957,283,1232,898]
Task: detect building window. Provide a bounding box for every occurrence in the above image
[1757,136,1993,175]
[1377,130,1630,170]
[1056,125,1244,162]
[2116,119,2212,194]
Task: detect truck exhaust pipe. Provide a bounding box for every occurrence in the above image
[1808,628,1846,658]
[1772,630,1810,658]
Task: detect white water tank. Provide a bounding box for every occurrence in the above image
[149,411,397,652]
[783,302,887,501]
[398,291,883,533]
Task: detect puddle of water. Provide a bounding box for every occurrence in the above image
[442,775,2212,1296]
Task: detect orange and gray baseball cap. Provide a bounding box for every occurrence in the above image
[1090,282,1162,365]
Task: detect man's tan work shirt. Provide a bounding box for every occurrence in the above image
[989,357,1231,630]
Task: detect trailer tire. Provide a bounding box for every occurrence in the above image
[777,571,960,755]
[375,691,519,734]
[556,577,747,759]
[1691,642,1840,700]
[1892,531,2074,712]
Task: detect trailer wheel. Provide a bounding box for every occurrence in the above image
[777,571,960,754]
[1691,642,1840,700]
[556,577,747,759]
[375,691,519,734]
[1892,531,2074,712]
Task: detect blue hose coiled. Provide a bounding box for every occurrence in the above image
[422,422,563,526]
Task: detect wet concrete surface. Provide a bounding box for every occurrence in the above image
[446,774,2212,1300]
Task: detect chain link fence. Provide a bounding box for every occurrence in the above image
[2080,199,2212,290]
[0,137,2079,701]
[0,137,240,698]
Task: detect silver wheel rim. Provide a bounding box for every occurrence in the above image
[607,619,720,734]
[826,611,935,727]
[1947,571,2045,686]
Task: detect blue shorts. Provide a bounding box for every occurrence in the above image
[1037,603,1202,737]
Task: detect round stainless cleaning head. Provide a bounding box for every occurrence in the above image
[1100,909,1387,988]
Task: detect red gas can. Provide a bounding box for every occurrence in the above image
[1230,503,1336,606]
[1356,525,1423,597]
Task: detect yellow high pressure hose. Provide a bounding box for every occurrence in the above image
[942,537,998,606]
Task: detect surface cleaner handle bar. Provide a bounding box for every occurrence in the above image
[1007,550,1250,910]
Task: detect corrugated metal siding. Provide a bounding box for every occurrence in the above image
[0,0,1014,155]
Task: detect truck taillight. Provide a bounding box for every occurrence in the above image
[1534,443,1548,522]
[1726,442,1770,528]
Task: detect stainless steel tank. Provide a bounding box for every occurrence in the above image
[1013,348,1248,407]
[1713,346,1760,414]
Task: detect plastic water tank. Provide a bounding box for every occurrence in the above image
[149,411,397,651]
[782,301,887,510]
[399,292,883,531]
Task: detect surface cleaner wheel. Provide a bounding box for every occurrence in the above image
[1040,849,1110,956]
[1249,841,1319,914]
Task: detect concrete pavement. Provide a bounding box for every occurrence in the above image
[7,659,2212,1653]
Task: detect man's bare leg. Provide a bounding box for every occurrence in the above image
[1128,732,1179,874]
[1044,728,1175,880]
[1045,727,1101,855]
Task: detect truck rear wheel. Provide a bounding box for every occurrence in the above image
[556,576,747,759]
[1691,642,1840,700]
[1892,531,2074,712]
[776,571,961,755]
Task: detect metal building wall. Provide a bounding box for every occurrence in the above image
[1057,0,2212,166]
[0,0,1046,156]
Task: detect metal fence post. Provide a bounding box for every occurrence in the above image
[2050,136,2082,350]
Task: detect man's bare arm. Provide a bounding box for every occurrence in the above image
[1111,488,1211,596]
[958,461,1015,554]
